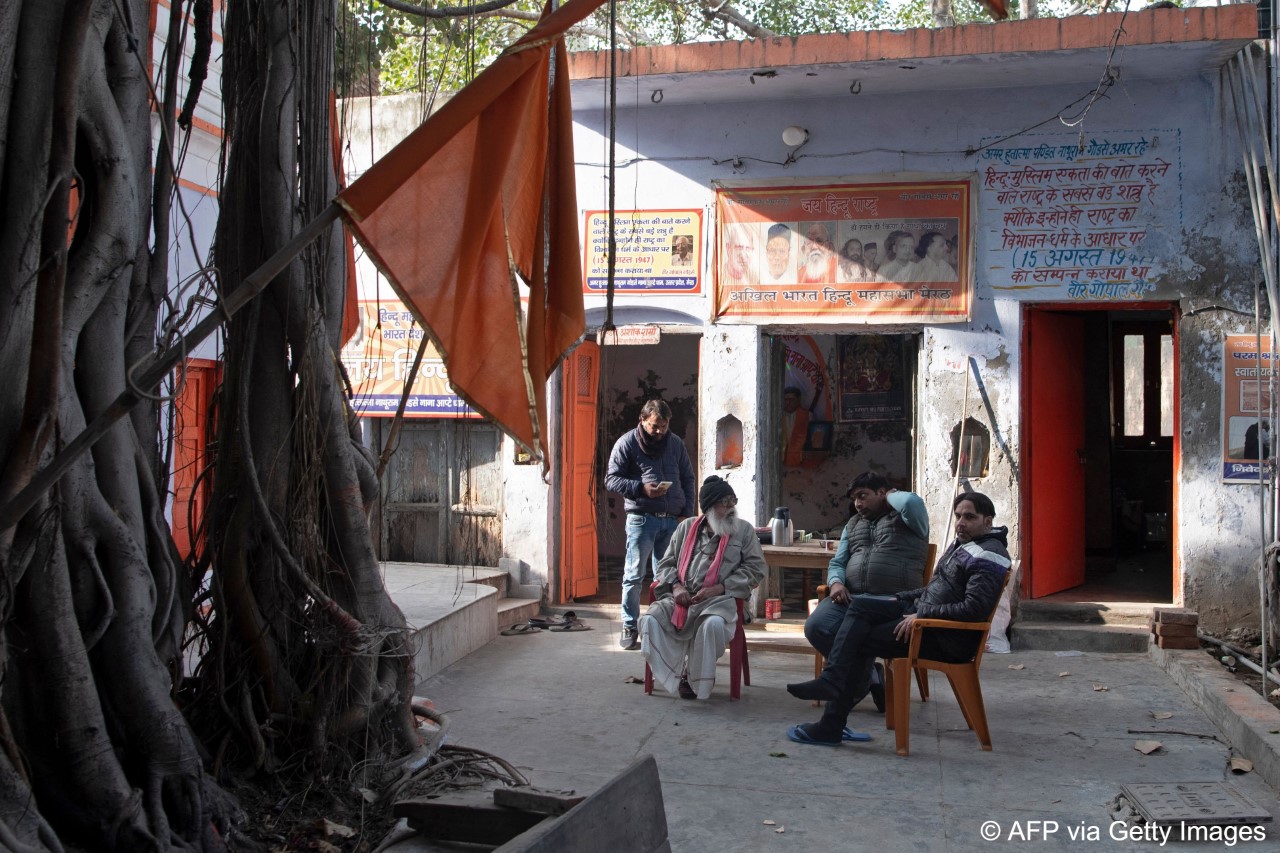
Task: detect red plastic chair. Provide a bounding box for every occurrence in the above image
[642,588,750,700]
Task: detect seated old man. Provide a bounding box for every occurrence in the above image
[784,492,1010,746]
[806,473,929,716]
[640,476,766,700]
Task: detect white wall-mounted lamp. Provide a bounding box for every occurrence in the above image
[782,125,809,147]
[782,125,809,166]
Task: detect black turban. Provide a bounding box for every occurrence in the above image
[698,475,735,513]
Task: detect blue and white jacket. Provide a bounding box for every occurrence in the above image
[897,526,1011,660]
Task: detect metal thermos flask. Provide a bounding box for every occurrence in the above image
[771,507,792,545]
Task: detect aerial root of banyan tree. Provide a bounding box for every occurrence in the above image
[0,1,419,848]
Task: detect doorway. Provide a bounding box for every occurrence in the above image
[1023,306,1176,603]
[372,419,504,566]
[564,332,701,605]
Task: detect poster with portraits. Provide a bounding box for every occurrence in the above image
[1223,334,1273,483]
[714,179,971,322]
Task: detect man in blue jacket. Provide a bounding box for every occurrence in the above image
[784,491,1010,746]
[605,399,697,650]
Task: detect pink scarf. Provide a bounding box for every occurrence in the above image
[672,515,729,630]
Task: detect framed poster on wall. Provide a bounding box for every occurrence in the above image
[713,178,971,323]
[1223,334,1273,483]
[838,334,910,423]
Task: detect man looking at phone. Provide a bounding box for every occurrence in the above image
[605,399,697,650]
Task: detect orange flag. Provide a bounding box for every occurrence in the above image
[338,0,602,462]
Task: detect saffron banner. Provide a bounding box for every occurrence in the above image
[715,180,971,322]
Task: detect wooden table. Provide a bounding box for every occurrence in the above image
[759,543,834,613]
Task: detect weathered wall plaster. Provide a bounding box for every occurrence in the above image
[569,69,1262,625]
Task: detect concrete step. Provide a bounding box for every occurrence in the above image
[1017,599,1156,626]
[1011,620,1151,653]
[497,597,542,630]
[381,562,499,681]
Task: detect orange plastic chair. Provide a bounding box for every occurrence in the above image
[883,569,1013,756]
[643,587,750,700]
[815,543,937,699]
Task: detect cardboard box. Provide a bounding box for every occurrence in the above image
[1154,622,1197,638]
[1153,607,1198,626]
[1157,635,1200,650]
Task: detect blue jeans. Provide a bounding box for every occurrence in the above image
[621,513,678,630]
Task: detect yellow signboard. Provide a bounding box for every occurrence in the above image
[583,209,702,294]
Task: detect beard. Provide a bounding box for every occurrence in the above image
[706,507,737,538]
[804,251,828,278]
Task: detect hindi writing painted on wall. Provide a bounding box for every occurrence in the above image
[714,180,972,322]
[982,132,1180,301]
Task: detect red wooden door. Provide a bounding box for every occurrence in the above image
[172,359,220,560]
[1026,311,1086,597]
[560,342,600,601]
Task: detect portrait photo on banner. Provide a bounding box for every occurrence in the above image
[714,179,972,322]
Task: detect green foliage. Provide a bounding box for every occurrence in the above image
[341,0,1099,98]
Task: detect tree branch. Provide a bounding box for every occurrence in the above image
[695,0,776,39]
[476,8,639,47]
[376,0,524,19]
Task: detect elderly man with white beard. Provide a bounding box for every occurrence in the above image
[640,476,766,700]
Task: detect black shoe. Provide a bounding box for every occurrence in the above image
[619,626,639,650]
[678,678,697,700]
[786,678,840,702]
[870,662,886,713]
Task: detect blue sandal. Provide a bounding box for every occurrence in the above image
[842,727,871,742]
[786,724,842,747]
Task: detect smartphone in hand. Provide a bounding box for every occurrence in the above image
[657,481,672,493]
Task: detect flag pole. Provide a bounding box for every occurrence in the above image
[0,202,343,532]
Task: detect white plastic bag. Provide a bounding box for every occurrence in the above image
[985,562,1020,654]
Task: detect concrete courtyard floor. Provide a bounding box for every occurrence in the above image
[398,616,1280,852]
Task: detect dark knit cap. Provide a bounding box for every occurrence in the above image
[698,475,735,513]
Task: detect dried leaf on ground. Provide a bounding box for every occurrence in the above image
[763,819,777,825]
[1059,671,1071,677]
[768,752,788,758]
[624,675,644,684]
[775,827,786,833]
[1134,740,1163,755]
[1230,757,1254,774]
[1008,664,1026,670]
[1151,711,1173,720]
[1092,684,1109,692]
[318,819,355,838]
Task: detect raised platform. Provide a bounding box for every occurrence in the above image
[382,562,504,682]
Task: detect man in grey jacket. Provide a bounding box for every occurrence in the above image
[605,399,697,650]
[802,472,929,713]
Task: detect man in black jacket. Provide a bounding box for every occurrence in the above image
[605,399,697,650]
[783,491,1011,746]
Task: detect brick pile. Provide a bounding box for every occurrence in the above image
[1150,607,1199,650]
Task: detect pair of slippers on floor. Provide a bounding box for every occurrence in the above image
[785,723,871,746]
[500,612,591,635]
